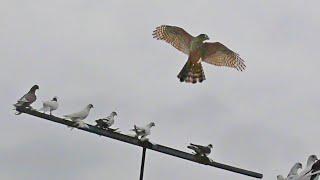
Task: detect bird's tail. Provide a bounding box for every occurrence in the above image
[187,145,196,150]
[13,103,23,115]
[177,61,205,84]
[130,125,137,132]
[13,102,24,108]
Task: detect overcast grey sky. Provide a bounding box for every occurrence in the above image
[1,0,320,179]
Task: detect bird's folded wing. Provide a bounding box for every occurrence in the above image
[64,111,84,118]
[19,93,35,103]
[95,119,104,123]
[104,116,112,122]
[18,97,29,103]
[201,42,246,71]
[153,25,193,55]
[43,101,55,107]
[134,126,146,133]
[190,143,206,149]
[187,145,198,150]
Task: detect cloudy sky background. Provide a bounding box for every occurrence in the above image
[1,0,320,179]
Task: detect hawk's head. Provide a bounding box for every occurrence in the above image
[197,34,210,41]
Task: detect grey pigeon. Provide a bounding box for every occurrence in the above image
[276,175,285,180]
[187,143,213,157]
[39,96,59,115]
[287,162,302,180]
[63,104,94,128]
[14,85,39,114]
[95,111,117,130]
[131,122,155,141]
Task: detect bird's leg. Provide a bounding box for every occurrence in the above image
[50,110,52,116]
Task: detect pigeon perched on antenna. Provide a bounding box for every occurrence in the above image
[39,96,59,115]
[95,111,118,131]
[303,159,320,180]
[276,175,285,180]
[299,155,319,179]
[14,85,39,115]
[63,104,94,129]
[309,160,320,180]
[287,162,302,180]
[131,122,155,141]
[187,143,213,157]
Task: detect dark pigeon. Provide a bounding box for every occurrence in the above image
[187,143,213,157]
[95,112,117,130]
[310,160,320,180]
[14,85,39,114]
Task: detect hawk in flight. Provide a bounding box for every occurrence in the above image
[153,25,246,83]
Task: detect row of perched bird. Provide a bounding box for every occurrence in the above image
[277,155,320,180]
[14,85,213,158]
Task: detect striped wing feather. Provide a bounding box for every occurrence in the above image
[201,42,246,71]
[153,25,193,55]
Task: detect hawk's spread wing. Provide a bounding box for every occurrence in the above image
[153,25,193,55]
[201,42,246,71]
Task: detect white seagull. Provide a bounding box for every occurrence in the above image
[131,122,155,141]
[187,143,213,157]
[39,96,59,115]
[63,104,94,129]
[95,111,117,130]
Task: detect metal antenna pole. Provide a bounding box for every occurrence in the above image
[15,107,263,179]
[140,147,147,180]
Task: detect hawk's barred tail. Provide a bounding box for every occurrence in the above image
[178,61,206,84]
